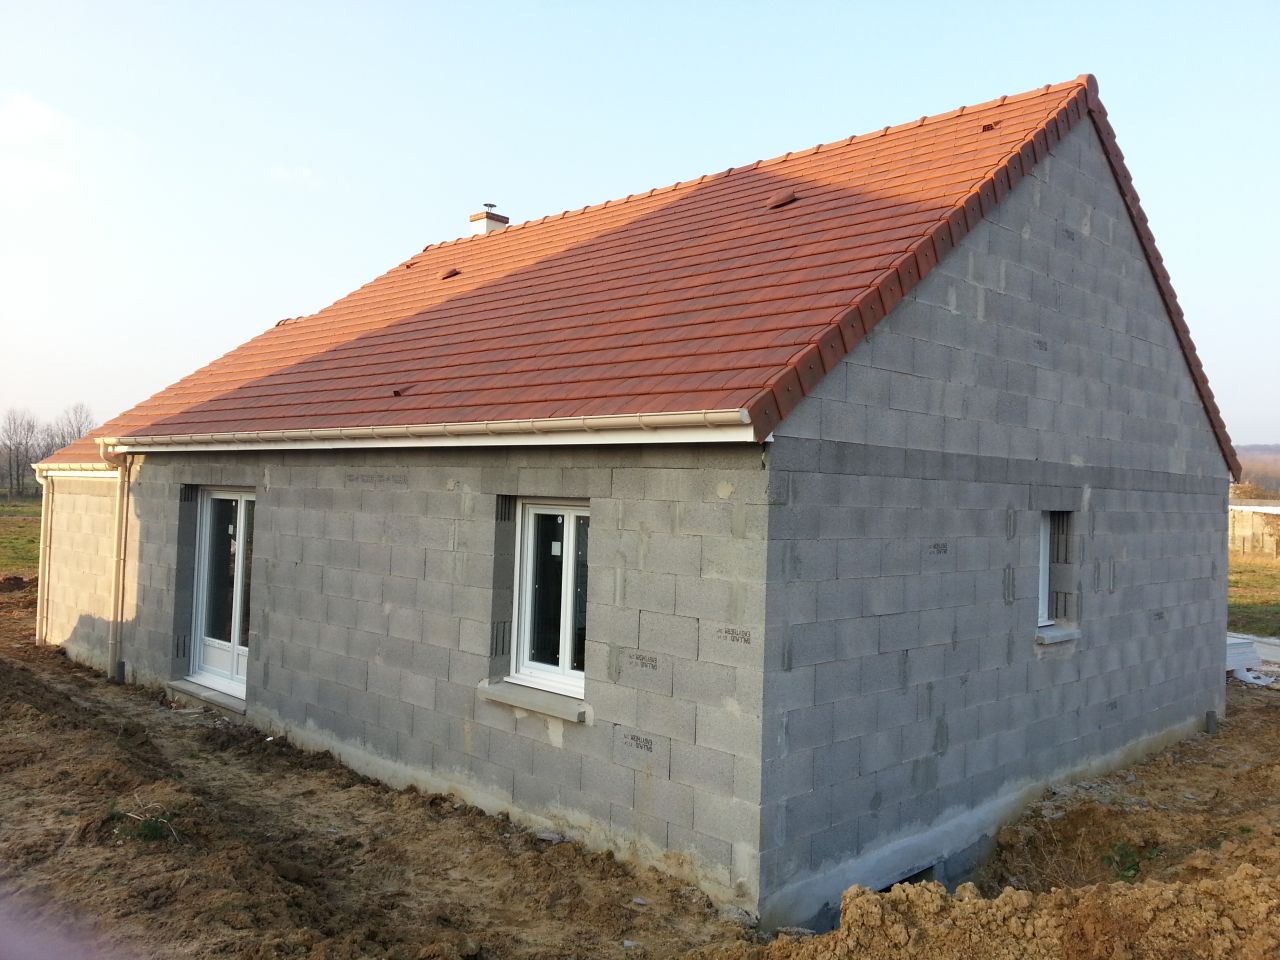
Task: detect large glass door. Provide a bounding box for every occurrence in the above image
[190,489,255,697]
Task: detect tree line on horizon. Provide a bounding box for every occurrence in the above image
[1239,448,1280,498]
[1,404,96,498]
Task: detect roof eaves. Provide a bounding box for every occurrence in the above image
[100,408,756,455]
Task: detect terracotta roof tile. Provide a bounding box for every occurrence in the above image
[42,75,1237,478]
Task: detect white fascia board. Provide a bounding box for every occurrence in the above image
[104,408,759,456]
[109,423,758,455]
[38,469,120,479]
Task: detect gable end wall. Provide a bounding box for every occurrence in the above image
[759,118,1229,923]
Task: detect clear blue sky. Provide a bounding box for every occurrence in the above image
[2,1,1276,443]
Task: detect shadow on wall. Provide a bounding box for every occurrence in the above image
[53,613,127,679]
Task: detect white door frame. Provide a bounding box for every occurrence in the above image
[189,487,255,697]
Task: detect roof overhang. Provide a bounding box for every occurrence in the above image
[33,460,121,478]
[99,408,758,456]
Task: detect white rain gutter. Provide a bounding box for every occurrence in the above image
[101,408,757,455]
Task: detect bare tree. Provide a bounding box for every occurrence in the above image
[0,404,95,497]
[1,408,41,497]
[46,402,96,451]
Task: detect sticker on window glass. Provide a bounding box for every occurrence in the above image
[551,541,562,556]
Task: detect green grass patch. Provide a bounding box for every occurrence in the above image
[0,516,40,576]
[0,499,42,576]
[0,497,42,518]
[0,497,42,576]
[1228,552,1280,637]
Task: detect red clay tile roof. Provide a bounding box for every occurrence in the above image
[43,75,1239,478]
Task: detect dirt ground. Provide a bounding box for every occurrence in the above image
[4,579,1280,960]
[0,580,752,960]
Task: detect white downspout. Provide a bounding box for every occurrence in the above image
[33,468,54,644]
[97,440,130,683]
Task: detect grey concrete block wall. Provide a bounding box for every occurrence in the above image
[105,444,770,905]
[757,118,1230,922]
[42,475,117,669]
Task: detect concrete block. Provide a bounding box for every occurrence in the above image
[672,658,737,707]
[635,689,695,744]
[697,703,761,759]
[694,790,760,845]
[585,678,637,726]
[624,569,676,614]
[614,647,674,697]
[612,724,671,776]
[788,620,836,668]
[531,741,583,791]
[587,603,640,648]
[762,664,816,715]
[400,670,436,709]
[696,618,760,669]
[367,662,401,700]
[862,576,906,616]
[860,651,908,694]
[860,727,901,775]
[874,688,916,731]
[783,788,829,842]
[635,775,695,828]
[638,611,699,659]
[676,501,735,537]
[674,576,735,622]
[582,758,634,807]
[668,824,731,885]
[784,703,834,752]
[612,803,670,852]
[834,618,879,660]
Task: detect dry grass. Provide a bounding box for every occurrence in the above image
[0,498,41,577]
[1229,552,1280,637]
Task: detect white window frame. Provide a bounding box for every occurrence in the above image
[508,499,589,699]
[1038,511,1053,627]
[190,487,256,697]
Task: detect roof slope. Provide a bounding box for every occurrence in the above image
[45,75,1238,477]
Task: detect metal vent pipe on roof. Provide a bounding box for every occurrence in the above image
[470,203,509,235]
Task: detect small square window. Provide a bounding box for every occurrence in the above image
[508,500,589,698]
[1038,510,1073,627]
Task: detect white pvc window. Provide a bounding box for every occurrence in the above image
[510,500,589,698]
[1039,511,1072,628]
[190,488,255,697]
[1038,512,1052,627]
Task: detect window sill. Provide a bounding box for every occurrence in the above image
[167,678,247,717]
[1035,624,1081,646]
[476,679,586,723]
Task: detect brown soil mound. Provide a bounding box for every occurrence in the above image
[691,682,1280,960]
